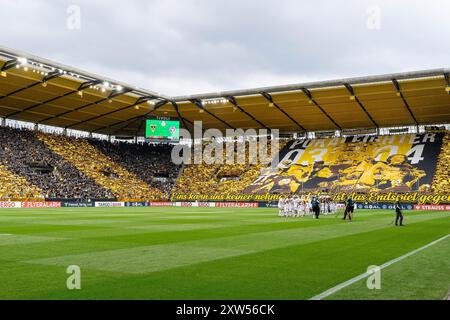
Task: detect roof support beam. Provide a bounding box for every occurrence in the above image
[0,59,18,72]
[65,95,160,129]
[134,116,146,137]
[301,88,342,130]
[39,98,108,124]
[171,102,205,135]
[172,101,189,132]
[5,77,95,118]
[108,101,195,137]
[107,87,133,100]
[0,81,43,102]
[392,79,418,125]
[260,92,305,131]
[344,84,378,128]
[91,99,169,134]
[78,79,103,91]
[225,96,269,130]
[0,70,62,105]
[37,80,109,124]
[189,99,235,129]
[42,70,64,83]
[126,94,163,137]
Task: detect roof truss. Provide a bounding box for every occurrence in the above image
[260,92,306,131]
[301,88,342,130]
[344,83,378,128]
[392,79,418,126]
[225,96,268,129]
[189,99,235,129]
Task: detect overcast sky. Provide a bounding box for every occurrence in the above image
[0,0,449,96]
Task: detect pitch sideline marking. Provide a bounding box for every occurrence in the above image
[310,234,450,300]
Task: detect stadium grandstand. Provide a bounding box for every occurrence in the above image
[1,46,450,203]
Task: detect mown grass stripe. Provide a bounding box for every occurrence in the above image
[310,234,450,300]
[24,213,447,274]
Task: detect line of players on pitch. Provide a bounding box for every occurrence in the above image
[277,196,345,219]
[278,196,404,226]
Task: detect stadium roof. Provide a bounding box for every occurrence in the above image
[1,46,449,136]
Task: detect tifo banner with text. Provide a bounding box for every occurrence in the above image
[171,191,450,204]
[244,133,444,194]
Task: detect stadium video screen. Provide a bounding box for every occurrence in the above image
[145,118,180,142]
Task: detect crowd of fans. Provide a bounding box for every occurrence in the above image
[432,132,450,193]
[1,126,450,202]
[174,140,286,195]
[0,127,112,200]
[89,139,180,196]
[0,164,43,200]
[37,133,167,201]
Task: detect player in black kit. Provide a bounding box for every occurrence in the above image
[395,200,404,226]
[343,196,354,221]
[311,196,320,219]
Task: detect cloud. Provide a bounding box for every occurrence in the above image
[0,0,449,96]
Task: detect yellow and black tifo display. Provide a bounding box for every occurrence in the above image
[172,132,450,204]
[245,133,443,194]
[1,125,450,204]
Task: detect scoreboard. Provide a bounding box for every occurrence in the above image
[145,117,180,142]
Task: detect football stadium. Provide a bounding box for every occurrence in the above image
[0,46,449,302]
[0,3,449,307]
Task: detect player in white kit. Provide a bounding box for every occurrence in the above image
[305,199,312,216]
[278,197,285,217]
[292,196,300,217]
[297,198,305,217]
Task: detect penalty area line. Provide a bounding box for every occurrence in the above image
[310,234,450,300]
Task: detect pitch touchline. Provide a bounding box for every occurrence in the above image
[310,234,450,300]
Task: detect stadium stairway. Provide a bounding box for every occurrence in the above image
[37,133,165,201]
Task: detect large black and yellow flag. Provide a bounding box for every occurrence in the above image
[245,133,444,194]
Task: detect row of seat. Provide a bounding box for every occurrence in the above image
[37,133,166,201]
[432,133,450,193]
[0,164,43,201]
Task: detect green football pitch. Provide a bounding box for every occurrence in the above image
[0,207,448,300]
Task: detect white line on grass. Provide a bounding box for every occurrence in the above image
[310,234,450,300]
